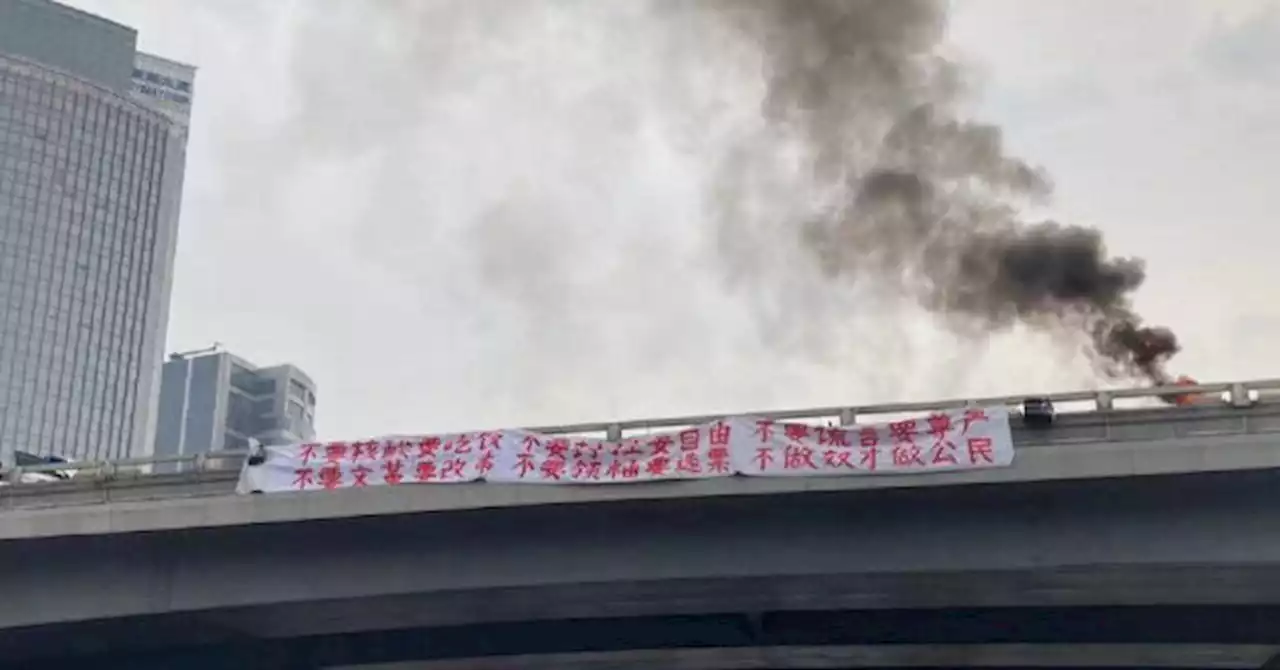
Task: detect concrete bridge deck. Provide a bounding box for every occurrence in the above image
[5,387,1280,668]
[9,465,1280,667]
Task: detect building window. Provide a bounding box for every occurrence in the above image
[227,390,255,435]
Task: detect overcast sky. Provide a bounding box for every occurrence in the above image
[60,0,1280,439]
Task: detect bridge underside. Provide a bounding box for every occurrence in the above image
[8,602,1280,669]
[11,470,1280,668]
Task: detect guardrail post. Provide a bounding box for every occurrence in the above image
[838,408,857,426]
[192,453,208,473]
[94,461,117,483]
[606,423,622,442]
[2,466,21,484]
[1095,392,1113,411]
[1230,382,1252,408]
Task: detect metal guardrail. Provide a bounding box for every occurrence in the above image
[4,377,1278,486]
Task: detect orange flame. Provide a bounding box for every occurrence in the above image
[1161,375,1199,406]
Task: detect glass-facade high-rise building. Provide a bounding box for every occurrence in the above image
[130,52,194,130]
[0,0,191,463]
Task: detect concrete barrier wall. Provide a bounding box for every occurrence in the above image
[6,468,1280,635]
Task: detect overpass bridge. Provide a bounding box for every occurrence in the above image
[5,380,1280,668]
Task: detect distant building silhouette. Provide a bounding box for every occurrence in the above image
[155,347,317,468]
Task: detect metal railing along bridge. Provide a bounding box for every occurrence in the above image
[2,378,1278,506]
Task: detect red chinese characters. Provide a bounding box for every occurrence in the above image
[382,440,411,461]
[708,421,731,446]
[318,463,343,490]
[676,452,702,475]
[440,457,468,481]
[289,430,498,486]
[926,412,959,466]
[962,408,989,434]
[350,440,379,461]
[967,436,995,464]
[292,467,314,490]
[476,432,500,479]
[888,420,917,446]
[754,419,775,442]
[818,425,854,471]
[646,435,673,477]
[781,422,818,471]
[927,413,952,437]
[415,460,438,482]
[382,459,405,485]
[417,437,442,460]
[751,418,785,473]
[613,459,642,480]
[888,419,924,469]
[891,445,925,468]
[571,440,604,481]
[930,445,959,466]
[823,448,855,469]
[298,444,320,466]
[676,429,702,475]
[324,441,348,463]
[754,447,774,471]
[451,433,473,454]
[376,440,409,484]
[477,431,502,452]
[540,438,570,481]
[858,426,880,472]
[817,427,850,447]
[784,444,818,470]
[783,423,811,443]
[609,439,644,480]
[476,448,496,478]
[515,435,540,479]
[707,421,732,474]
[414,435,443,482]
[264,409,1004,492]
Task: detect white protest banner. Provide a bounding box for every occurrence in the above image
[730,406,1015,476]
[238,432,507,494]
[237,407,1016,493]
[487,422,736,484]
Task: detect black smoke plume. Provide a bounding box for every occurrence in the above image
[695,0,1179,384]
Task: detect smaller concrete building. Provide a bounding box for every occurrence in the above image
[154,346,316,466]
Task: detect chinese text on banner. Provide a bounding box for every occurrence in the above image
[237,406,1015,493]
